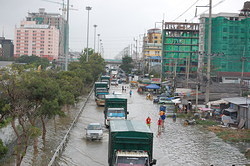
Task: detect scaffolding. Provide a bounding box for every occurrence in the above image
[203,17,250,74]
[162,22,199,78]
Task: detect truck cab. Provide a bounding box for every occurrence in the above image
[115,151,156,166]
[109,120,156,166]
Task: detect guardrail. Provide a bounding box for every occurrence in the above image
[48,86,94,166]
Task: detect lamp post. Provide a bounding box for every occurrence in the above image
[93,24,97,52]
[97,34,100,53]
[65,0,70,71]
[86,6,92,62]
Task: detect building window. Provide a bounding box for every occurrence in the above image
[223,27,227,32]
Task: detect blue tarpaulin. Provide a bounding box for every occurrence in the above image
[145,84,160,89]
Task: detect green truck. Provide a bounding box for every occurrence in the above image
[104,94,128,127]
[108,120,156,166]
[101,75,111,89]
[94,82,109,106]
[94,82,108,96]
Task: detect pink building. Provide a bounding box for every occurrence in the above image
[14,21,59,61]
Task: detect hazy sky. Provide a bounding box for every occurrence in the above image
[0,0,247,59]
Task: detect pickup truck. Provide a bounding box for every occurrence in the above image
[108,120,156,166]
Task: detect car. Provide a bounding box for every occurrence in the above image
[85,123,103,140]
[158,97,174,104]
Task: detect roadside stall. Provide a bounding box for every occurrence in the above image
[197,107,214,119]
[145,84,160,94]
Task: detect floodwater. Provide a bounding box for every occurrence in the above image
[58,84,250,166]
[1,84,249,166]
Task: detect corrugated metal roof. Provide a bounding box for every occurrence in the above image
[222,97,250,105]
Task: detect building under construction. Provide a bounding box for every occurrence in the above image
[162,22,199,78]
[199,1,250,83]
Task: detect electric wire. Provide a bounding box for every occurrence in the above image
[188,0,227,22]
[172,0,202,22]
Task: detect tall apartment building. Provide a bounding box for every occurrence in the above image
[26,8,65,58]
[199,1,250,82]
[14,21,59,60]
[143,28,162,72]
[162,22,199,78]
[0,37,14,58]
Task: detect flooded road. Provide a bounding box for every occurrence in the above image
[1,84,249,165]
[58,84,250,166]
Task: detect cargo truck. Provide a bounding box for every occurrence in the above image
[96,91,109,106]
[94,82,108,97]
[104,94,128,127]
[108,120,156,166]
[95,82,109,106]
[101,75,111,89]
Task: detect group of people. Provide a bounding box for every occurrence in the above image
[145,105,177,136]
[122,86,132,97]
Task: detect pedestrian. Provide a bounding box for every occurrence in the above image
[124,86,126,93]
[160,114,166,128]
[172,113,177,122]
[157,117,163,135]
[122,86,124,92]
[129,90,132,97]
[146,116,151,128]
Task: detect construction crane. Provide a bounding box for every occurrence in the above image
[41,0,78,19]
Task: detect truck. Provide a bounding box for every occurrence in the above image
[94,82,108,97]
[95,82,109,106]
[108,120,156,166]
[101,75,111,89]
[104,94,128,127]
[96,91,109,106]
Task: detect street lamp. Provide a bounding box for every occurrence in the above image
[86,6,92,62]
[65,0,70,71]
[93,24,97,52]
[97,34,100,54]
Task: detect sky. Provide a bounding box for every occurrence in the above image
[0,0,247,59]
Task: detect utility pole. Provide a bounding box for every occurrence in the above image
[186,55,190,88]
[205,0,212,104]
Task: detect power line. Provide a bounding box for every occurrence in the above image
[172,0,202,22]
[188,0,226,22]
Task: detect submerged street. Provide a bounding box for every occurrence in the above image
[57,84,249,166]
[1,84,249,166]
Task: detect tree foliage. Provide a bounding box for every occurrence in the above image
[0,49,106,165]
[15,55,50,69]
[120,56,134,74]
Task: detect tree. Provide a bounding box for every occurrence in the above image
[0,69,40,166]
[120,56,134,74]
[15,55,50,69]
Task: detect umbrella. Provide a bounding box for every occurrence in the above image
[145,84,160,89]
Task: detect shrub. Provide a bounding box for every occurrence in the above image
[0,139,8,158]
